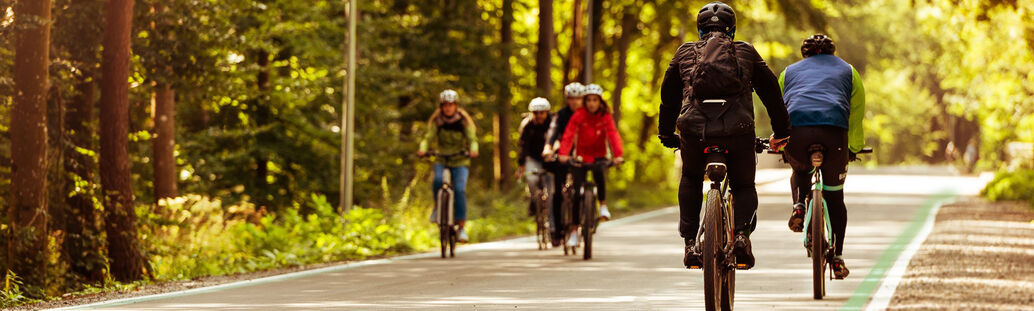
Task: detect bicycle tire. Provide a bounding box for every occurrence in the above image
[449,226,457,258]
[722,265,735,311]
[811,189,826,299]
[703,188,725,311]
[437,189,451,259]
[537,193,550,250]
[582,183,596,260]
[439,225,447,258]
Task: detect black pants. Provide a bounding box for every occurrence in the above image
[548,162,568,241]
[785,126,849,256]
[678,134,758,239]
[570,163,607,225]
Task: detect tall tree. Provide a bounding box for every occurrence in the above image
[8,0,53,296]
[152,81,176,200]
[52,0,107,286]
[148,2,177,201]
[536,0,554,98]
[99,0,145,282]
[63,78,106,284]
[562,0,584,85]
[612,9,641,124]
[496,0,515,188]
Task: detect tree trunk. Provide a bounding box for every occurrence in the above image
[536,0,554,98]
[588,0,603,81]
[8,0,52,296]
[64,78,106,285]
[613,11,639,125]
[562,0,584,85]
[496,0,515,189]
[254,50,271,207]
[152,82,177,201]
[100,0,145,283]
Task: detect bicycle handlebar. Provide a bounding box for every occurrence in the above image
[568,157,616,168]
[756,137,874,159]
[422,151,470,161]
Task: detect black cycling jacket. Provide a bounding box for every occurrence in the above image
[658,40,792,139]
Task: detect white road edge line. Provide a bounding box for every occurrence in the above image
[50,206,678,310]
[864,200,949,311]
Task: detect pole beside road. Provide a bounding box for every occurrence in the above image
[341,0,357,212]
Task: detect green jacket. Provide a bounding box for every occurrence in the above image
[419,118,478,167]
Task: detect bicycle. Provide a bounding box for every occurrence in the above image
[559,157,614,260]
[527,169,553,250]
[684,139,769,311]
[425,151,469,259]
[761,140,871,299]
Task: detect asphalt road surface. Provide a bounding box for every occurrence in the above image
[71,168,985,310]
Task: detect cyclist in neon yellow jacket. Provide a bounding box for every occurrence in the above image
[778,34,865,280]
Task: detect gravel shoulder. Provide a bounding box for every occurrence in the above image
[888,199,1034,310]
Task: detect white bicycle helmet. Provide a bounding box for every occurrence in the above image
[439,89,459,103]
[583,84,604,97]
[564,82,585,98]
[528,97,551,112]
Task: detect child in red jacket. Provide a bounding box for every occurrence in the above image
[558,84,625,247]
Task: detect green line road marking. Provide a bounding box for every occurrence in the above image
[840,190,955,311]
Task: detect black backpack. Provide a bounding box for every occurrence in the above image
[674,31,754,139]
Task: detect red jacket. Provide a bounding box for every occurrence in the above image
[559,108,624,163]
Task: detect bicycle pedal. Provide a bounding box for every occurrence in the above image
[686,265,702,270]
[735,263,750,270]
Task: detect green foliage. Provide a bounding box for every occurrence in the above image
[982,169,1034,209]
[141,194,433,281]
[1,272,41,308]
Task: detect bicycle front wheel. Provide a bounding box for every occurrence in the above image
[537,195,550,250]
[703,189,726,311]
[811,189,826,299]
[582,184,597,260]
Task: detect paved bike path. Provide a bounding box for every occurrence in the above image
[68,171,984,310]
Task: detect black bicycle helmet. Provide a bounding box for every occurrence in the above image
[801,34,836,57]
[697,2,736,34]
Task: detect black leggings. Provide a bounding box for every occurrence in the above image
[678,134,758,239]
[569,164,606,226]
[549,162,568,241]
[785,126,849,256]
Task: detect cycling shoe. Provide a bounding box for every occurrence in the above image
[733,233,755,270]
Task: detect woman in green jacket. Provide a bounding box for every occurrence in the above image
[417,89,479,242]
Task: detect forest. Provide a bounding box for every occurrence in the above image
[1,0,1031,303]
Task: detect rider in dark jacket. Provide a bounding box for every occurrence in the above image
[542,82,585,246]
[657,1,792,270]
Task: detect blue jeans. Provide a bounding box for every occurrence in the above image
[433,164,469,221]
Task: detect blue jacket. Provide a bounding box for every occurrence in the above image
[779,54,866,153]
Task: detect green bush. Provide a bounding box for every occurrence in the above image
[140,194,435,281]
[982,169,1034,208]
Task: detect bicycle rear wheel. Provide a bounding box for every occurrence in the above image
[703,189,725,311]
[810,189,826,299]
[582,184,597,260]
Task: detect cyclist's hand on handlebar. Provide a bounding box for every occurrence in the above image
[541,146,554,160]
[658,134,680,149]
[769,134,790,151]
[613,157,625,166]
[558,155,571,163]
[849,151,857,162]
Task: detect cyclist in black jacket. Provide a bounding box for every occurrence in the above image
[542,82,585,246]
[657,1,792,270]
[518,97,554,217]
